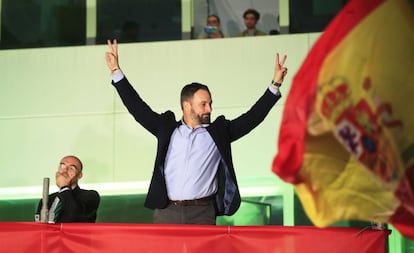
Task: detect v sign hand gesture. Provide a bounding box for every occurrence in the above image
[106,39,120,72]
[272,53,288,85]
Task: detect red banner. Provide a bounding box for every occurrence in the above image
[0,222,389,253]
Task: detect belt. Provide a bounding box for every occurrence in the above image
[170,196,214,206]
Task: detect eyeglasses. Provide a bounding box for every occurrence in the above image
[59,163,79,172]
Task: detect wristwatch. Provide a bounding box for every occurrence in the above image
[271,80,282,87]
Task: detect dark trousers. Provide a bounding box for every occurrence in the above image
[153,202,216,225]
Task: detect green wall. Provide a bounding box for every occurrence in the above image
[0,34,319,197]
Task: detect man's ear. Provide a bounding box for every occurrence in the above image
[183,100,190,111]
[77,171,83,180]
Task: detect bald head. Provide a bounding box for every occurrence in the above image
[61,155,83,171]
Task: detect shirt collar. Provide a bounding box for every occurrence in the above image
[180,119,209,129]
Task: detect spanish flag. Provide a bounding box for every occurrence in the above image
[272,0,414,240]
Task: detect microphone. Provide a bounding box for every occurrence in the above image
[40,177,50,223]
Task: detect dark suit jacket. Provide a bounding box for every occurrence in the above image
[36,185,100,222]
[113,77,280,216]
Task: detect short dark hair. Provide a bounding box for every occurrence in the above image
[243,9,260,21]
[207,14,220,24]
[180,82,211,109]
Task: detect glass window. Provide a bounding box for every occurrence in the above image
[96,0,181,44]
[0,0,349,50]
[1,0,86,49]
[289,0,348,33]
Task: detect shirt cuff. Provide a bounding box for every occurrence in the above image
[268,85,281,96]
[112,71,125,83]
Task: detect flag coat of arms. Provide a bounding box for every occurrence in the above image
[272,0,414,240]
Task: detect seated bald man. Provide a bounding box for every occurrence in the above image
[36,155,100,223]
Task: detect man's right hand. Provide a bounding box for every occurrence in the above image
[55,172,72,189]
[106,39,120,72]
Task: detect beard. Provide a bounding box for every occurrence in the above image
[199,113,211,124]
[191,109,210,125]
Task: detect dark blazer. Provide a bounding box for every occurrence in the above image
[36,185,100,222]
[114,77,280,216]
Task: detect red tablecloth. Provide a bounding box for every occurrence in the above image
[0,222,390,253]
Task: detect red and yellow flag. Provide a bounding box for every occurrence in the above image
[272,0,414,240]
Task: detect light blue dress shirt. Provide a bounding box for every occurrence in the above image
[164,122,221,200]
